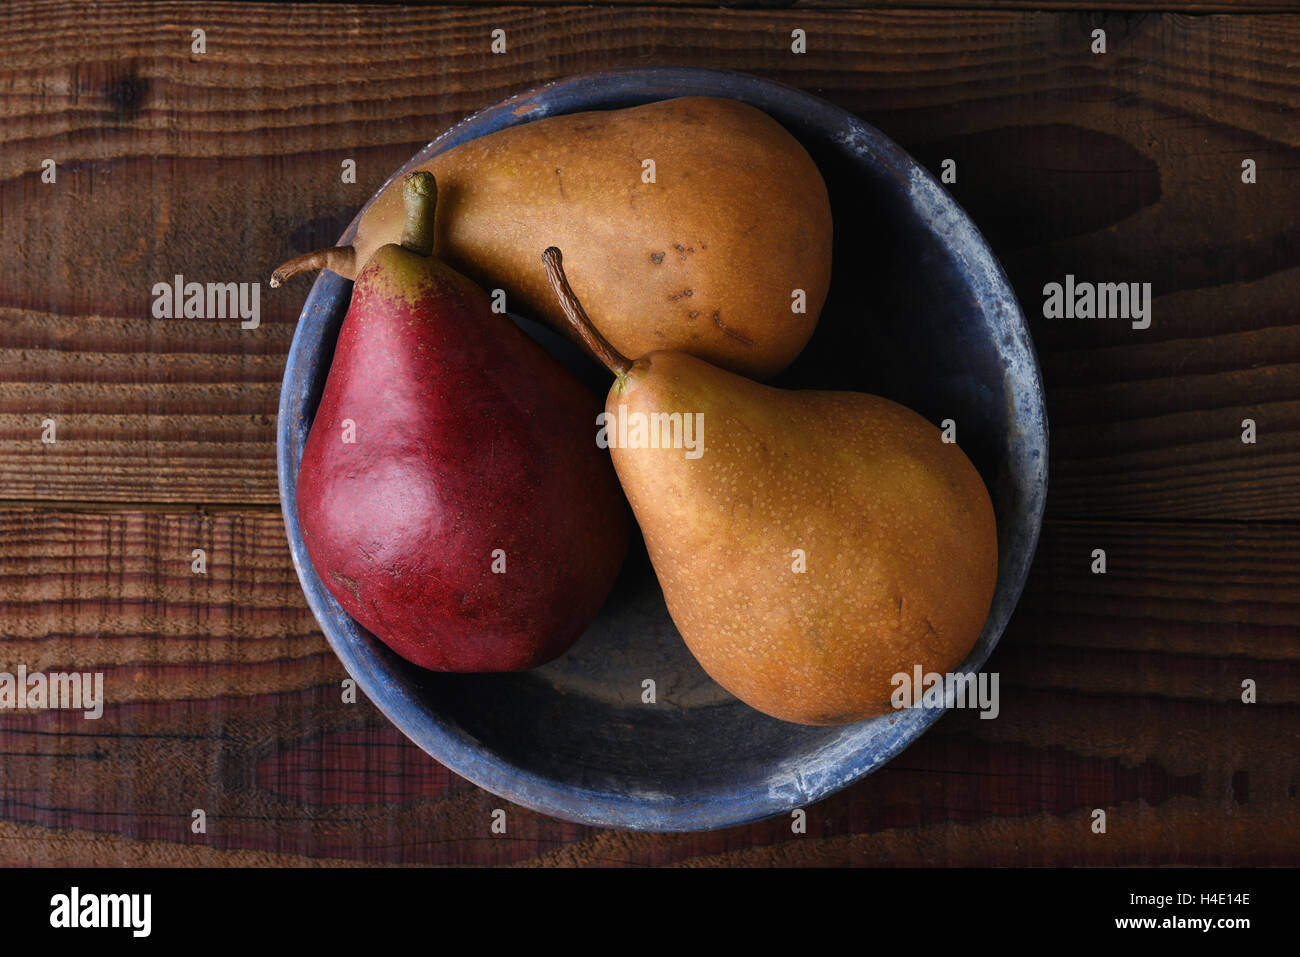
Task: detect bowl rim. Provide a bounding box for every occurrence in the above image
[276,65,1050,832]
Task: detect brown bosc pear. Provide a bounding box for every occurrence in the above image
[541,247,998,725]
[271,97,833,380]
[294,176,628,672]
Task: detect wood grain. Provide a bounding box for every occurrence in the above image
[0,3,1296,519]
[120,0,1300,12]
[0,506,1294,864]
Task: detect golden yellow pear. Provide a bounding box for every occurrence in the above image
[544,248,998,725]
[273,97,833,380]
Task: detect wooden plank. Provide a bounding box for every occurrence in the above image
[121,0,1300,12]
[0,508,324,694]
[0,4,1297,517]
[0,308,285,502]
[0,506,1293,864]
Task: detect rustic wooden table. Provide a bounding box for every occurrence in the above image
[0,0,1296,866]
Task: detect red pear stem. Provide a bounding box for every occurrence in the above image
[269,246,356,287]
[401,171,437,257]
[542,247,633,377]
[269,171,437,287]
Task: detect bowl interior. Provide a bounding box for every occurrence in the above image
[277,68,1048,831]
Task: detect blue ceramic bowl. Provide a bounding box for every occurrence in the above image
[278,68,1048,831]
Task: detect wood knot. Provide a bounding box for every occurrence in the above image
[107,74,148,117]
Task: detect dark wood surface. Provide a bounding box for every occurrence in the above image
[0,0,1296,865]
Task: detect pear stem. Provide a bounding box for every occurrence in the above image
[542,247,633,377]
[400,171,437,257]
[269,171,438,287]
[269,245,356,287]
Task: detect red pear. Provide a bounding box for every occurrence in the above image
[292,173,627,671]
